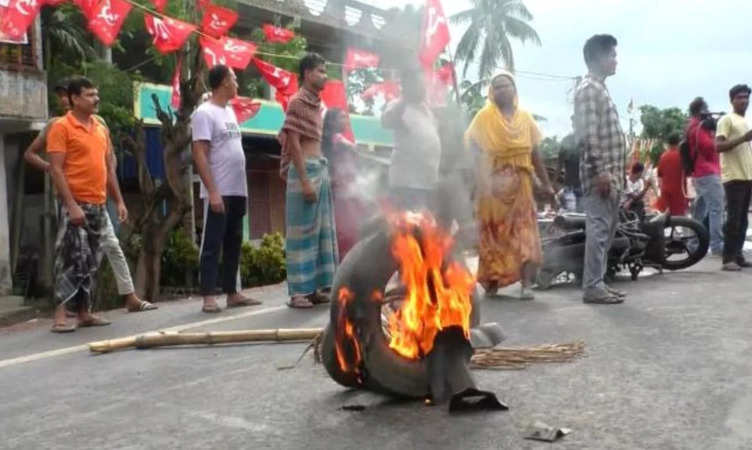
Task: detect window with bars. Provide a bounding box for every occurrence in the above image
[0,28,38,70]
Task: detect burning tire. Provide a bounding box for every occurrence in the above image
[320,219,483,399]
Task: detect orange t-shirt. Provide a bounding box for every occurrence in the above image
[46,112,110,205]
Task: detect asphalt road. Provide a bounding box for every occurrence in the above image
[1,257,751,450]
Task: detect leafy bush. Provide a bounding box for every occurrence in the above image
[240,233,286,287]
[161,230,199,287]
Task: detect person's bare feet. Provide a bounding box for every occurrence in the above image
[226,292,262,308]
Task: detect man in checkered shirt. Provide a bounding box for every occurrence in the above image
[574,34,627,305]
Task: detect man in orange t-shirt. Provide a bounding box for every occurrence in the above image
[656,133,688,215]
[47,76,128,332]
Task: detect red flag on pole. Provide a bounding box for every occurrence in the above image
[230,97,261,124]
[144,14,196,54]
[170,58,182,109]
[222,37,256,70]
[149,0,167,13]
[344,48,380,73]
[253,58,298,111]
[88,0,132,46]
[200,35,227,67]
[200,4,237,38]
[262,24,295,44]
[0,0,42,40]
[419,0,450,70]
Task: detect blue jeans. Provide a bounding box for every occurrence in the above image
[693,175,724,255]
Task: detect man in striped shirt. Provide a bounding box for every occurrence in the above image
[574,34,627,305]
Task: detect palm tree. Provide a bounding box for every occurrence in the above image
[451,0,541,79]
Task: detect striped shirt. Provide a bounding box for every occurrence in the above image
[574,74,626,195]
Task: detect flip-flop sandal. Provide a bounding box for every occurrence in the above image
[50,323,76,333]
[78,317,111,327]
[201,304,222,313]
[226,297,263,308]
[286,296,314,309]
[127,300,158,313]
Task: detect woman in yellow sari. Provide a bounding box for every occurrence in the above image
[465,71,555,300]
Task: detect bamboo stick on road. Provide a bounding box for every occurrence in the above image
[89,328,324,353]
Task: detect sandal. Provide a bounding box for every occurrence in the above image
[78,316,111,327]
[287,295,314,309]
[51,323,76,333]
[202,303,222,313]
[127,300,158,313]
[226,296,263,308]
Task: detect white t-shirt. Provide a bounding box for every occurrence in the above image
[191,102,248,198]
[385,101,442,190]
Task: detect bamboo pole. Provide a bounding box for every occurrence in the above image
[89,328,324,353]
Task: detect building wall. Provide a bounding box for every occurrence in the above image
[0,138,12,294]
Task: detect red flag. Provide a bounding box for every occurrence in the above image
[344,48,379,72]
[436,61,455,85]
[254,58,298,110]
[144,14,196,54]
[170,58,182,109]
[222,37,256,70]
[419,0,450,70]
[360,81,401,102]
[71,0,98,19]
[43,0,67,6]
[262,24,295,44]
[0,0,42,40]
[320,80,355,141]
[149,0,167,12]
[88,0,132,46]
[200,4,237,38]
[230,97,261,124]
[200,36,227,67]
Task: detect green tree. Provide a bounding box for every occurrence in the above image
[451,0,541,79]
[639,105,688,142]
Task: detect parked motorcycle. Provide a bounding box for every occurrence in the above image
[535,210,710,289]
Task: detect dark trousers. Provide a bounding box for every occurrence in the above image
[200,196,246,295]
[723,180,752,264]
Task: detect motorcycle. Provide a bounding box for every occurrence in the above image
[535,209,710,290]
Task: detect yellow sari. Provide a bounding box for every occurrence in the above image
[465,72,542,289]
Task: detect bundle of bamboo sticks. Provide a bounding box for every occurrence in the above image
[470,341,585,370]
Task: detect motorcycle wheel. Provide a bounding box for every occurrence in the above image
[661,216,709,270]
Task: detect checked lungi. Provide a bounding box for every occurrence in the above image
[285,157,339,296]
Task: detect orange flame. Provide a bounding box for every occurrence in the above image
[387,212,475,359]
[334,287,363,378]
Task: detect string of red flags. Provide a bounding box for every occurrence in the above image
[253,57,298,110]
[147,0,165,12]
[361,81,401,102]
[262,24,295,44]
[145,14,196,54]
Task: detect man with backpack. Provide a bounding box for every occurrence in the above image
[686,97,724,258]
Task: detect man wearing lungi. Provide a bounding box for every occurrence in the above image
[278,53,339,309]
[47,77,127,332]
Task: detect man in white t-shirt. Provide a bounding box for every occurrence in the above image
[381,69,442,211]
[191,65,261,313]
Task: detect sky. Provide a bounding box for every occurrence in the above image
[374,0,752,137]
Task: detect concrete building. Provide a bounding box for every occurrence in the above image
[0,18,48,295]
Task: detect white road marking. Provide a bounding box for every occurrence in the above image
[0,305,287,370]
